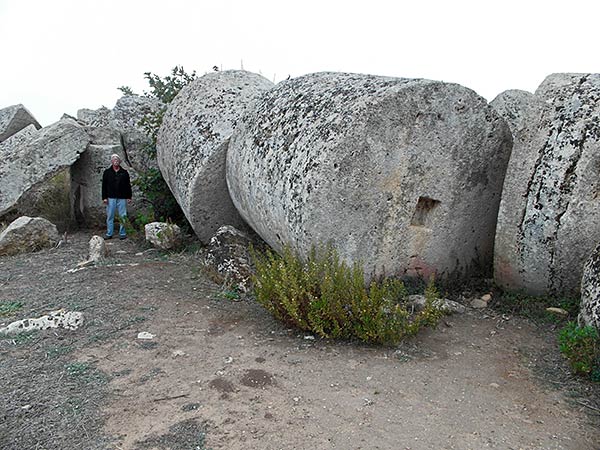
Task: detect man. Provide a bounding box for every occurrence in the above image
[102,154,132,240]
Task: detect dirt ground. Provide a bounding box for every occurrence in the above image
[1,232,599,450]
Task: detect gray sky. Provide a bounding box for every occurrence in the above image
[1,0,598,126]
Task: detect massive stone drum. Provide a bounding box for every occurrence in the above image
[493,74,600,295]
[227,72,512,280]
[157,70,273,242]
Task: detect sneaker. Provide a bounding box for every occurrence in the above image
[104,235,113,240]
[119,235,126,240]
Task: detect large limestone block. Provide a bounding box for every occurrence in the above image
[0,216,59,256]
[0,104,41,142]
[227,72,512,280]
[0,119,90,216]
[579,242,600,330]
[493,74,600,295]
[157,70,273,243]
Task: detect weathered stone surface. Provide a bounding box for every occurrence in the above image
[203,225,259,292]
[0,124,37,158]
[0,309,83,334]
[77,106,112,127]
[227,72,512,280]
[493,74,600,295]
[144,222,182,250]
[0,216,59,256]
[88,235,108,262]
[0,119,90,216]
[408,294,466,314]
[157,70,273,243]
[0,104,41,142]
[579,242,600,330]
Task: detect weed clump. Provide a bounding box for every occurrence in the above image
[558,322,600,380]
[252,244,443,345]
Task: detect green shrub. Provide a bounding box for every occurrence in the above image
[251,244,443,345]
[493,290,579,324]
[558,322,600,377]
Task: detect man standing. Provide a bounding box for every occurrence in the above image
[102,154,132,240]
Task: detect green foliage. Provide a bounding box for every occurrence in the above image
[117,85,135,96]
[143,65,197,104]
[0,330,37,344]
[558,322,600,378]
[0,301,23,317]
[251,244,443,345]
[493,290,579,325]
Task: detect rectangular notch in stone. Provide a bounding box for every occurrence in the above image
[411,196,440,227]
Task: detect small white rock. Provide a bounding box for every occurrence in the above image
[137,332,155,340]
[481,293,492,302]
[470,299,488,309]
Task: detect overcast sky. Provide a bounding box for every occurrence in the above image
[1,0,598,126]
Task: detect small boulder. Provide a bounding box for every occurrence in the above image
[88,235,108,262]
[408,294,466,314]
[579,242,600,330]
[203,225,259,292]
[145,222,182,250]
[0,216,59,256]
[470,298,488,309]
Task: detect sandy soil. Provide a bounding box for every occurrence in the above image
[1,232,599,450]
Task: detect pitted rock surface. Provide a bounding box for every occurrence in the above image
[0,119,90,216]
[0,216,59,256]
[157,70,273,243]
[227,72,512,280]
[88,235,108,262]
[0,104,41,142]
[203,225,261,292]
[0,124,37,159]
[0,309,84,335]
[144,222,182,250]
[493,74,600,295]
[579,242,600,330]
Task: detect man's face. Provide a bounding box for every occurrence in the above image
[111,157,121,169]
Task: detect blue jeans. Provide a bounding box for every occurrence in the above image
[106,198,128,237]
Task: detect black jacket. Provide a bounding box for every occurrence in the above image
[102,167,132,200]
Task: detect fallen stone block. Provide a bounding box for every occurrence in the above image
[0,309,84,335]
[227,72,512,281]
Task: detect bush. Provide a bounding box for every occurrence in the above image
[558,322,600,378]
[251,244,443,345]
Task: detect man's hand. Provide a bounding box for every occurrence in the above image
[127,199,132,204]
[102,199,107,205]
